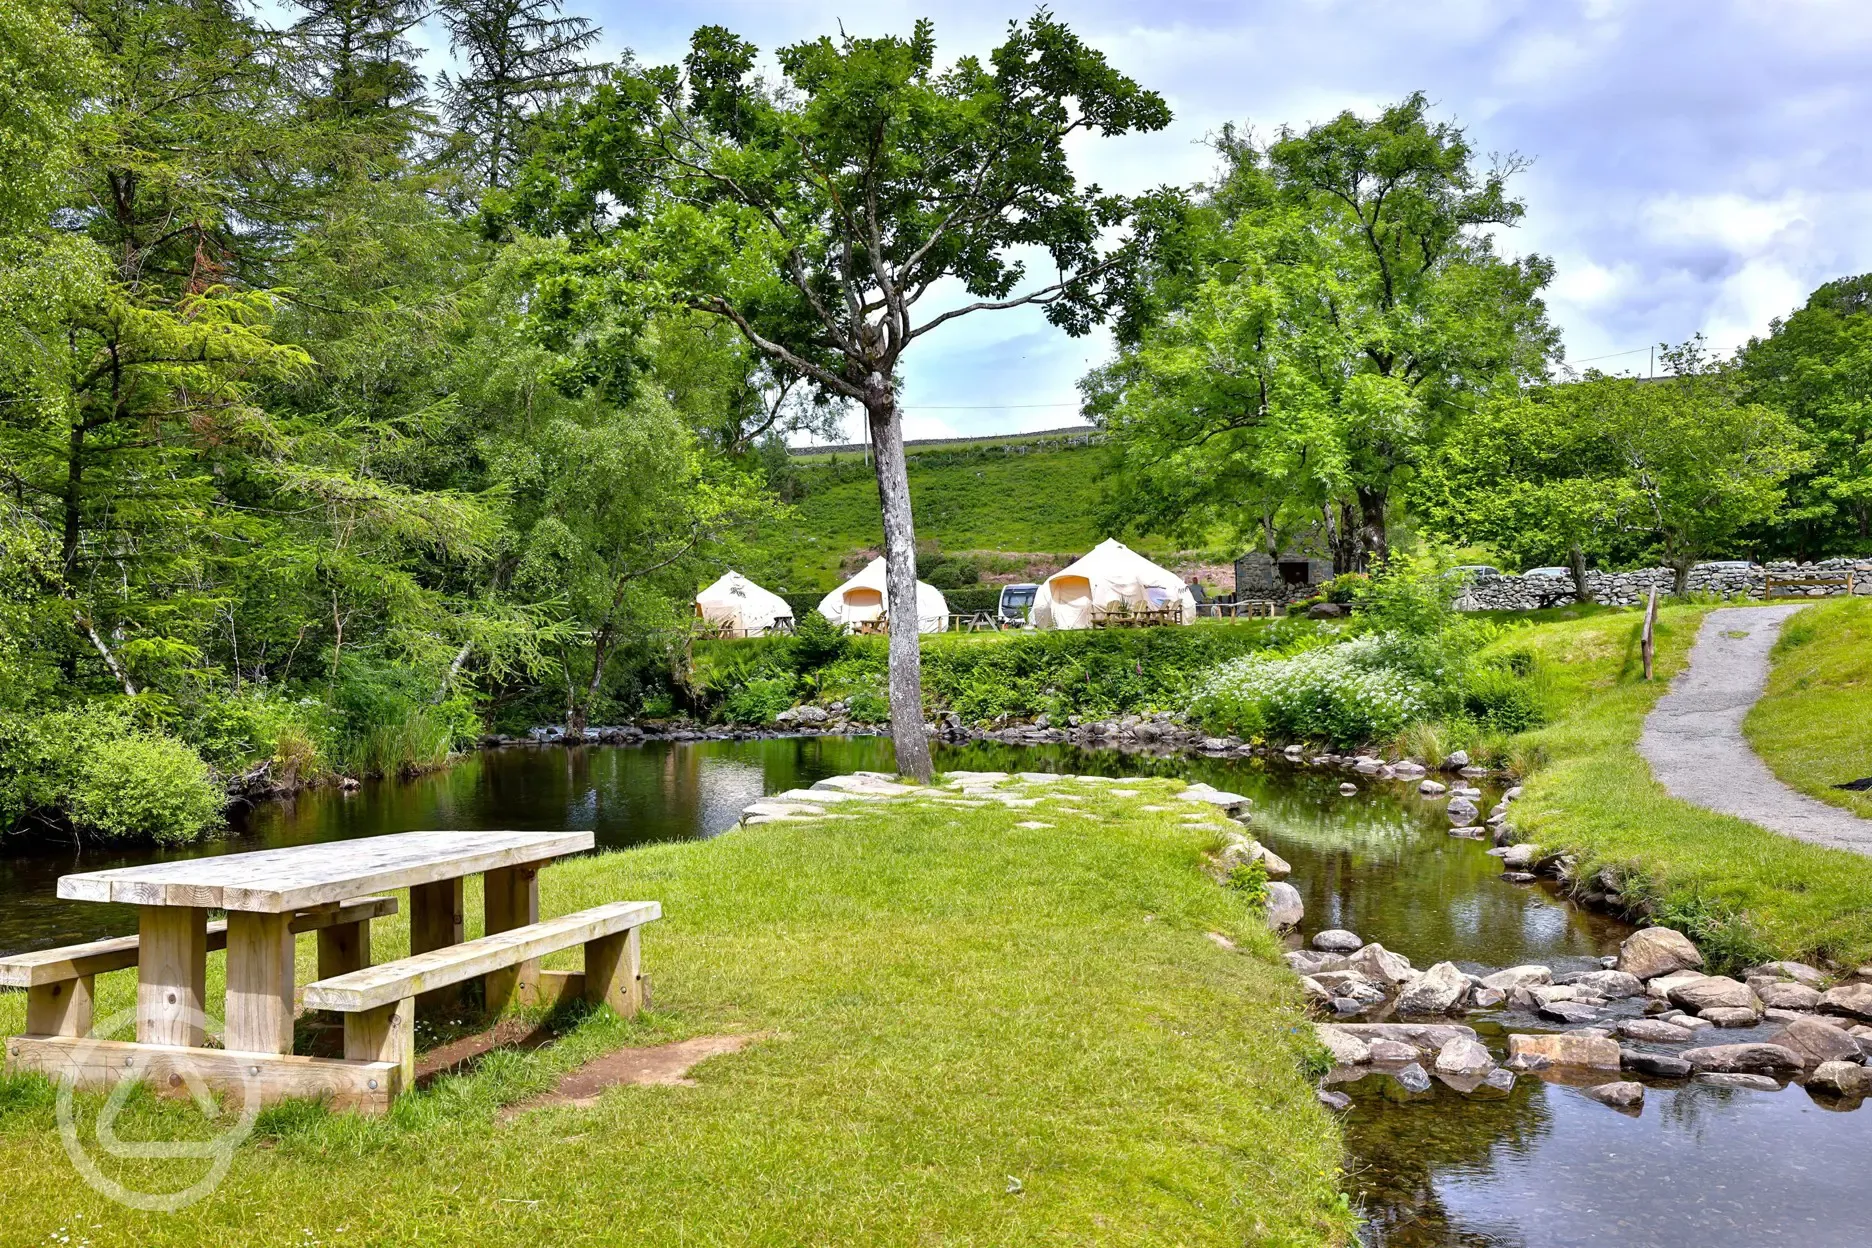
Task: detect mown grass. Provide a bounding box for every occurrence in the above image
[1744,596,1872,818]
[761,445,1209,591]
[1492,604,1872,968]
[0,779,1349,1246]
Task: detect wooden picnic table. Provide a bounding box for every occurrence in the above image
[7,830,596,1110]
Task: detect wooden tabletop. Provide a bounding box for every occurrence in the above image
[57,830,596,913]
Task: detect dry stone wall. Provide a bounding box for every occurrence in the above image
[1454,558,1872,611]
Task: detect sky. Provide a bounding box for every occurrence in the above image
[387,0,1872,444]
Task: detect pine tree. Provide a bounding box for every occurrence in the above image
[436,0,603,193]
[285,0,429,158]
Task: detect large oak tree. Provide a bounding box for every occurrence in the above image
[504,16,1175,778]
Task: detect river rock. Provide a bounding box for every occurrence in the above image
[1338,782,1359,796]
[1584,1081,1645,1110]
[1332,997,1370,1016]
[1481,964,1553,992]
[1681,1042,1804,1074]
[1179,783,1252,814]
[1648,970,1711,1000]
[1818,983,1872,1023]
[1474,1067,1517,1097]
[1300,976,1333,1005]
[1507,1031,1621,1070]
[1618,1018,1696,1044]
[1419,779,1448,796]
[1446,796,1479,826]
[1701,1007,1765,1028]
[1622,1049,1693,1078]
[1316,1088,1353,1111]
[1264,881,1304,929]
[1327,1023,1479,1053]
[1384,1063,1435,1099]
[1754,981,1822,1011]
[1444,750,1470,768]
[1771,1017,1865,1068]
[1472,987,1506,1008]
[1247,842,1291,879]
[1749,960,1828,989]
[1348,943,1416,986]
[1556,970,1645,1000]
[1808,1061,1872,1097]
[1434,1036,1495,1076]
[1314,974,1386,1007]
[1397,962,1472,1015]
[1498,843,1541,870]
[1667,976,1761,1015]
[1699,1072,1781,1091]
[1285,950,1348,974]
[1539,1001,1602,1025]
[1316,1025,1373,1066]
[1313,929,1364,954]
[1369,1038,1420,1063]
[1617,927,1705,980]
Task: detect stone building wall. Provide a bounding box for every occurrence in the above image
[1453,558,1872,611]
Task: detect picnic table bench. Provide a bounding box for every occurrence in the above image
[2,830,659,1113]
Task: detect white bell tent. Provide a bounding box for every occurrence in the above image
[694,571,793,635]
[1029,539,1198,629]
[816,556,949,634]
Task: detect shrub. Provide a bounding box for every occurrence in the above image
[721,676,797,725]
[69,732,224,845]
[1462,660,1551,733]
[1188,634,1433,747]
[1223,859,1271,907]
[847,690,889,722]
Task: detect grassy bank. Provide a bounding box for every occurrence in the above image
[1496,605,1872,969]
[0,777,1348,1246]
[1745,596,1872,818]
[758,443,1210,591]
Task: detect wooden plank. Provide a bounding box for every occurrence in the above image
[4,1034,400,1114]
[57,830,593,913]
[585,926,644,1017]
[137,906,206,1047]
[483,865,539,1013]
[410,877,465,1013]
[25,975,93,1038]
[343,998,414,1091]
[317,918,371,982]
[0,896,397,988]
[303,901,660,1013]
[224,911,294,1055]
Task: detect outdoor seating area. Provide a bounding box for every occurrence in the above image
[1,830,657,1114]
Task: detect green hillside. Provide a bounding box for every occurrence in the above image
[752,442,1212,592]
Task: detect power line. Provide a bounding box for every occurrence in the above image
[898,401,1083,410]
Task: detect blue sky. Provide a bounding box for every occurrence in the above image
[382,0,1872,443]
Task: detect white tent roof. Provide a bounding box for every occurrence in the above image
[695,571,793,635]
[816,556,950,634]
[1029,539,1198,630]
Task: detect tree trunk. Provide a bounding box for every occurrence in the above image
[866,391,932,782]
[566,633,611,743]
[1327,502,1359,576]
[1568,543,1596,604]
[1671,555,1692,597]
[1356,487,1388,571]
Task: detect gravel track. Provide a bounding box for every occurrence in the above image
[1639,604,1872,856]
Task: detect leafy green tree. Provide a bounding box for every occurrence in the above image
[1739,273,1872,555]
[284,0,430,168]
[1097,97,1557,572]
[506,16,1175,778]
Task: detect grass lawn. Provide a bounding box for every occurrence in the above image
[1494,604,1872,969]
[1744,596,1872,819]
[0,776,1349,1246]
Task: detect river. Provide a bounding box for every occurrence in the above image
[3,737,1868,1246]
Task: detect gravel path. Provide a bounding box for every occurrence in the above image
[1639,604,1872,856]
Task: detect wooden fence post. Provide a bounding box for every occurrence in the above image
[1642,587,1658,681]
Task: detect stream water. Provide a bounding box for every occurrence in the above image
[3,737,1868,1245]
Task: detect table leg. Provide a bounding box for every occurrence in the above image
[585,926,644,1017]
[137,906,207,1047]
[410,878,464,1014]
[26,975,93,1037]
[225,911,295,1055]
[483,865,539,1012]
